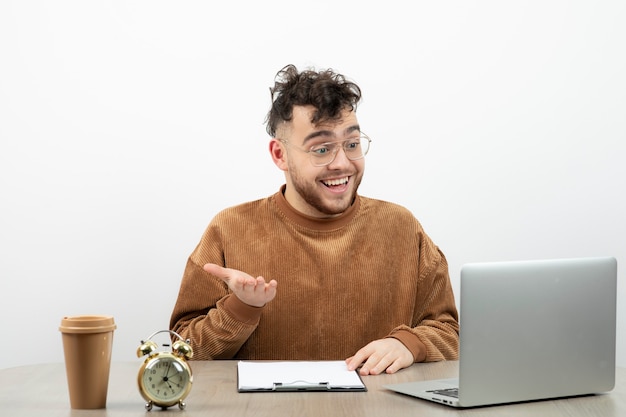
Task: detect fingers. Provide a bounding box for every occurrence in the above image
[346,339,414,376]
[203,263,243,281]
[349,350,391,376]
[204,263,278,307]
[358,354,399,376]
[264,278,278,299]
[241,276,277,297]
[204,263,255,286]
[346,346,385,375]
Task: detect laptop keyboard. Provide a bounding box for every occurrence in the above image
[427,388,459,398]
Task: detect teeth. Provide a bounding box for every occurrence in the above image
[323,177,348,186]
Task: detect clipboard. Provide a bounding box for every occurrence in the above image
[237,361,367,392]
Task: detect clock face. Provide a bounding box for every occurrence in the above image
[140,354,192,405]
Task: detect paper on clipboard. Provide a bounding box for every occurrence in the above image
[237,361,367,392]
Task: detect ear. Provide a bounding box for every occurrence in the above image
[269,139,288,171]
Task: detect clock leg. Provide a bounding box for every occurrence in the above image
[145,401,153,411]
[179,400,186,410]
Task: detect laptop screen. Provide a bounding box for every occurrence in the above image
[458,257,616,406]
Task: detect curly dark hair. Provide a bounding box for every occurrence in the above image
[265,64,362,137]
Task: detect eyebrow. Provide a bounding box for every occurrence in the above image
[302,124,361,145]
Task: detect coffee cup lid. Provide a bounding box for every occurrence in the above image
[59,315,117,334]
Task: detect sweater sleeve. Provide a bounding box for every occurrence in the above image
[387,233,460,362]
[169,226,263,360]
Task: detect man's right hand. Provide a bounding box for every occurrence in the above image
[203,263,278,307]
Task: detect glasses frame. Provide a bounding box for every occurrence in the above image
[279,133,372,167]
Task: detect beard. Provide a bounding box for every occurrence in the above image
[287,160,363,216]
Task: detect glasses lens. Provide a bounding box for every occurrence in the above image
[309,135,371,166]
[349,135,369,159]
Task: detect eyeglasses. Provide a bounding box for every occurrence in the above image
[280,134,372,167]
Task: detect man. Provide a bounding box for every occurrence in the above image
[170,64,459,375]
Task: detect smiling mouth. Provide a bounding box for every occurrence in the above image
[322,177,349,188]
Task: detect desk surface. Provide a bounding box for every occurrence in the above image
[2,360,625,417]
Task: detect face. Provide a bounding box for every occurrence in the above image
[270,105,365,218]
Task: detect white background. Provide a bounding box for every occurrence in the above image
[1,1,624,370]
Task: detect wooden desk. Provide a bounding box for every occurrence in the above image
[1,361,624,416]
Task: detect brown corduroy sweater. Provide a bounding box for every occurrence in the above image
[170,186,459,362]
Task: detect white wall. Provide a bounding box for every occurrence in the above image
[1,1,624,370]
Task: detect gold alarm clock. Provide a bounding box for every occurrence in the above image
[137,330,193,411]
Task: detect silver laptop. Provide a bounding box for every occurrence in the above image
[385,256,617,408]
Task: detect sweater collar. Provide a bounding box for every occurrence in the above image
[273,184,360,231]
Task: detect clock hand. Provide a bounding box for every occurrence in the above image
[162,363,175,390]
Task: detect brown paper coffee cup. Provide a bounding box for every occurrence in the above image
[59,315,116,409]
